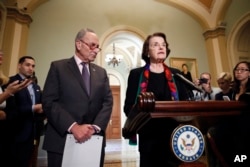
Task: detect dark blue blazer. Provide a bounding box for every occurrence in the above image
[9,74,43,142]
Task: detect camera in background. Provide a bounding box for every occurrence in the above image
[199,78,208,84]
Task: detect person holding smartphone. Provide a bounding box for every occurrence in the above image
[8,56,44,167]
[0,51,32,166]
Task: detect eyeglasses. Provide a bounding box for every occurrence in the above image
[80,40,102,52]
[150,42,167,48]
[234,68,249,73]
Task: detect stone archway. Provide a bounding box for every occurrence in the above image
[227,12,250,69]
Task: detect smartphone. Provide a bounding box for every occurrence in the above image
[18,75,35,83]
[223,96,230,101]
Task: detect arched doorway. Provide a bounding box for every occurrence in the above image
[99,26,145,139]
[228,12,250,69]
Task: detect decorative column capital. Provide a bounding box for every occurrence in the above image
[203,26,226,40]
[6,7,32,26]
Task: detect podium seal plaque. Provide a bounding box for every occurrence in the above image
[171,124,205,162]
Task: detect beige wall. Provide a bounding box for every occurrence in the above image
[27,0,208,88]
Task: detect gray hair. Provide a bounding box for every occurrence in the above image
[75,28,95,41]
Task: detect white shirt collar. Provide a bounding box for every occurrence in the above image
[74,55,82,66]
[74,55,89,73]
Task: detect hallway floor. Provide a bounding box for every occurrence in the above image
[104,139,139,167]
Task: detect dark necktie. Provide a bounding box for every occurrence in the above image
[81,62,90,95]
[204,92,211,100]
[208,93,211,100]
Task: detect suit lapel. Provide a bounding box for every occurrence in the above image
[33,84,41,104]
[16,74,33,104]
[89,64,95,96]
[89,64,100,98]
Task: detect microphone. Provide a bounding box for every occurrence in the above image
[175,73,203,93]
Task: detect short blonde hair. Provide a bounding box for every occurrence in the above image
[217,72,232,82]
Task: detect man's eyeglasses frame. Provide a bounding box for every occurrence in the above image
[80,40,102,52]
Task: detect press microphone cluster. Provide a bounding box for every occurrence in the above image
[175,73,203,93]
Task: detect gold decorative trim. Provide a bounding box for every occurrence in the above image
[6,7,32,25]
[203,26,225,39]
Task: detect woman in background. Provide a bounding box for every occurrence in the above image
[232,61,250,101]
[215,72,233,100]
[208,61,250,167]
[181,63,193,82]
[230,61,250,166]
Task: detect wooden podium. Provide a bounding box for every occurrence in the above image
[122,92,248,167]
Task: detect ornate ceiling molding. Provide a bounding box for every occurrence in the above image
[198,0,214,11]
[155,0,232,30]
[2,0,48,14]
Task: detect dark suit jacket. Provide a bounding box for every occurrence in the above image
[42,57,113,154]
[9,74,43,142]
[0,86,18,166]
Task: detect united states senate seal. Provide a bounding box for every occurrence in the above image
[171,124,205,162]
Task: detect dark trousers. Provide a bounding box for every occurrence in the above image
[29,138,40,167]
[13,138,33,167]
[0,137,15,167]
[47,151,63,167]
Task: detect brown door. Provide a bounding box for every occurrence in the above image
[106,86,121,139]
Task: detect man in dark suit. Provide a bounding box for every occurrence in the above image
[8,56,44,167]
[42,28,113,167]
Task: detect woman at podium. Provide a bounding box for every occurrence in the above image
[124,32,189,167]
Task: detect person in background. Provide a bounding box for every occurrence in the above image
[207,61,250,167]
[181,63,193,82]
[180,63,194,99]
[192,72,220,166]
[230,61,250,166]
[232,61,250,101]
[42,28,113,167]
[29,72,46,167]
[124,32,189,167]
[193,72,220,101]
[0,50,32,166]
[215,72,233,100]
[8,56,44,167]
[206,71,233,166]
[212,71,233,137]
